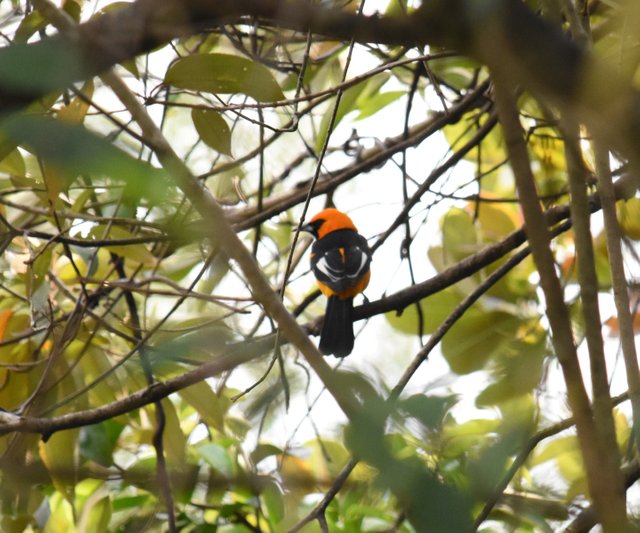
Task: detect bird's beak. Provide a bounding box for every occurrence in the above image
[300,222,314,234]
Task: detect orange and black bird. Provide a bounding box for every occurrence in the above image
[302,208,371,357]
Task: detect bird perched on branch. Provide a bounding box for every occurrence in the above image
[302,208,371,357]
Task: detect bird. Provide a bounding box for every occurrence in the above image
[301,208,371,357]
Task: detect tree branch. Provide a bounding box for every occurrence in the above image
[493,79,627,532]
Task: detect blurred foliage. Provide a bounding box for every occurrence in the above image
[0,0,634,532]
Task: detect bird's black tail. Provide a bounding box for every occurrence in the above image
[319,296,354,357]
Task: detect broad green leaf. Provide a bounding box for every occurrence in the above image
[207,166,244,204]
[39,429,79,501]
[487,254,537,302]
[0,40,82,96]
[441,207,478,262]
[28,242,53,305]
[441,309,521,374]
[199,442,235,478]
[1,515,32,533]
[43,492,76,533]
[87,225,156,266]
[155,399,186,466]
[76,480,111,533]
[80,420,125,466]
[123,456,157,492]
[0,148,25,176]
[1,115,168,202]
[400,394,454,430]
[250,443,282,465]
[532,435,580,466]
[315,71,391,151]
[192,108,232,155]
[476,328,546,405]
[178,381,226,432]
[306,438,350,478]
[533,166,568,200]
[112,495,151,512]
[617,197,640,240]
[14,10,48,43]
[498,394,537,436]
[165,54,284,102]
[57,79,94,124]
[0,135,22,174]
[346,400,473,531]
[441,418,501,458]
[356,90,405,120]
[475,200,521,241]
[430,55,483,91]
[386,287,462,336]
[54,253,89,284]
[78,344,122,407]
[533,435,586,496]
[315,81,368,151]
[0,314,34,411]
[158,243,205,280]
[262,481,284,525]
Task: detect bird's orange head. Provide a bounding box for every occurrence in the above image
[302,208,358,239]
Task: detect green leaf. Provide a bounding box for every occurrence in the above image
[441,309,521,374]
[441,207,478,262]
[385,0,408,16]
[14,10,48,43]
[441,418,501,458]
[192,108,232,156]
[346,399,473,531]
[165,54,284,102]
[385,287,462,336]
[250,443,282,465]
[178,381,226,432]
[315,81,368,152]
[57,79,94,125]
[87,225,156,266]
[262,481,284,524]
[400,394,454,430]
[617,197,640,240]
[1,115,168,202]
[156,399,186,466]
[532,435,580,467]
[39,429,79,501]
[476,328,546,406]
[0,40,82,96]
[80,420,125,466]
[76,480,111,533]
[112,495,152,512]
[0,148,26,176]
[199,442,235,478]
[429,55,483,91]
[475,200,521,242]
[43,492,75,533]
[356,90,405,120]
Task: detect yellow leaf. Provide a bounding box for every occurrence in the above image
[617,197,640,240]
[39,429,79,502]
[57,80,94,124]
